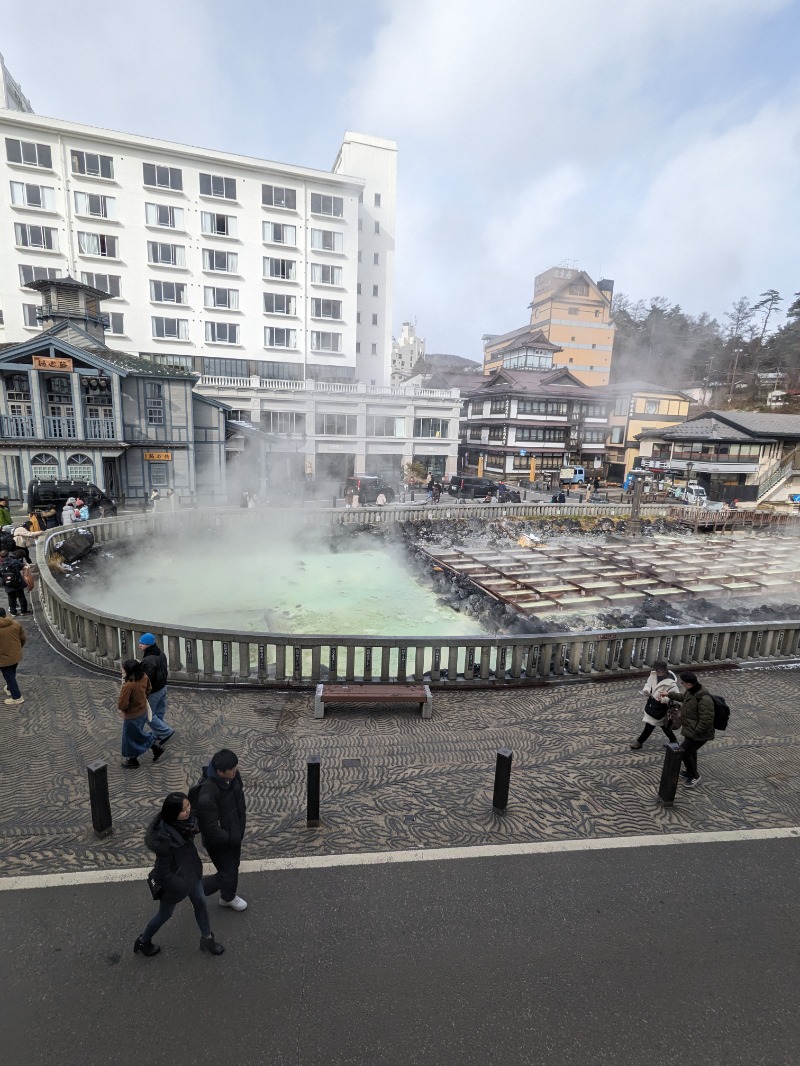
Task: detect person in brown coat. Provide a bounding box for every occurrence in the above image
[0,607,26,705]
[118,658,164,769]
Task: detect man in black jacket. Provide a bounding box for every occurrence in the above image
[138,632,174,744]
[197,749,248,911]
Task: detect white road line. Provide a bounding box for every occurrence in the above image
[1,825,799,892]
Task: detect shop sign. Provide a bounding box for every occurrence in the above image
[144,451,172,461]
[33,355,73,372]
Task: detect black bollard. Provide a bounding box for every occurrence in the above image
[492,748,513,812]
[657,743,683,806]
[87,759,113,838]
[307,755,321,826]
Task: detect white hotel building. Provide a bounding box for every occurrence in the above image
[0,98,460,487]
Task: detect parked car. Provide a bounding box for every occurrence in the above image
[344,475,396,504]
[559,466,586,485]
[26,480,117,518]
[447,476,498,499]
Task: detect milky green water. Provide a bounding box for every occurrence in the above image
[71,541,485,638]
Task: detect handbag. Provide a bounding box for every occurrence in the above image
[147,870,164,900]
[645,695,668,719]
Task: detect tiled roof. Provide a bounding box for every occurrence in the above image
[710,410,800,437]
[636,417,760,442]
[485,326,562,356]
[604,379,692,400]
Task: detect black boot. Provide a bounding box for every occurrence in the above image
[134,936,160,957]
[152,744,165,763]
[121,757,140,769]
[199,933,225,956]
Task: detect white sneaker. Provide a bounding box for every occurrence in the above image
[4,696,24,705]
[219,895,247,911]
[3,686,8,695]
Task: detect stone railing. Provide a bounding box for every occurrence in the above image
[35,509,800,688]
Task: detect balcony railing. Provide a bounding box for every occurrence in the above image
[84,417,117,440]
[196,376,460,400]
[44,416,77,439]
[0,415,35,438]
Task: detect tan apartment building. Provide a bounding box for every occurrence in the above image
[604,381,691,480]
[526,267,615,386]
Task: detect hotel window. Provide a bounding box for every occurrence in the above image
[310,264,342,286]
[5,138,52,168]
[310,298,342,320]
[10,181,55,210]
[21,265,61,285]
[142,163,183,190]
[569,282,589,296]
[147,241,185,267]
[204,286,238,309]
[310,193,343,217]
[490,399,506,413]
[204,249,238,273]
[74,191,116,219]
[202,212,237,237]
[357,283,361,295]
[107,312,124,335]
[263,221,296,245]
[81,272,120,298]
[151,316,189,340]
[356,342,361,353]
[371,313,378,326]
[149,463,168,485]
[262,411,305,434]
[145,203,184,229]
[469,427,482,441]
[150,280,186,304]
[610,426,625,444]
[263,257,295,280]
[372,285,379,297]
[263,293,296,315]
[371,343,377,355]
[146,382,164,424]
[205,322,239,344]
[22,303,39,327]
[315,413,357,434]
[413,418,449,438]
[488,426,504,441]
[374,221,380,234]
[579,403,607,418]
[373,252,379,265]
[264,327,297,348]
[200,173,236,200]
[367,416,401,437]
[310,331,342,352]
[582,430,606,443]
[311,229,343,253]
[70,150,114,179]
[15,223,58,250]
[374,193,381,207]
[262,184,296,210]
[78,231,118,257]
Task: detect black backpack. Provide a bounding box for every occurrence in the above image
[711,694,730,731]
[0,561,21,589]
[188,762,210,809]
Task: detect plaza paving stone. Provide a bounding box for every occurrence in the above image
[1,612,799,876]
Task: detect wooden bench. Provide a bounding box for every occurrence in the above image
[314,683,432,720]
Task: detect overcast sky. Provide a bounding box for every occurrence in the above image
[3,0,799,357]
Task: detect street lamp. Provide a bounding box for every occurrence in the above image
[686,461,694,498]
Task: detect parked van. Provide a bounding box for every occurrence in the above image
[26,480,117,518]
[559,466,586,485]
[683,486,708,506]
[344,475,395,504]
[447,476,498,499]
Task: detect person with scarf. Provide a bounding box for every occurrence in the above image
[630,659,681,750]
[134,792,225,957]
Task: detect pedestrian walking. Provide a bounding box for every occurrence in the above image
[197,749,248,912]
[138,633,174,745]
[630,659,681,749]
[134,792,225,958]
[0,550,29,616]
[667,670,715,788]
[118,659,164,769]
[0,606,26,706]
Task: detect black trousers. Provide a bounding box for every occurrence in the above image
[680,738,707,780]
[203,843,241,902]
[637,719,677,745]
[6,588,28,614]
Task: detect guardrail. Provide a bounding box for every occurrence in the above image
[35,509,800,688]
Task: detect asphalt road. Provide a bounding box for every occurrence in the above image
[3,836,799,1066]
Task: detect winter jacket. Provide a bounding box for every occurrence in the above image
[641,669,681,717]
[13,528,39,549]
[197,768,247,852]
[117,675,152,720]
[0,615,26,666]
[0,556,25,591]
[145,814,203,904]
[60,505,76,526]
[141,644,169,694]
[0,506,11,527]
[671,683,716,742]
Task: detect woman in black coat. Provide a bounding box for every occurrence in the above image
[134,792,225,957]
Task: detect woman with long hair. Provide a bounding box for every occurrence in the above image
[134,792,224,957]
[118,658,163,769]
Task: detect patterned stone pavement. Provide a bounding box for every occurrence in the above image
[1,612,800,876]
